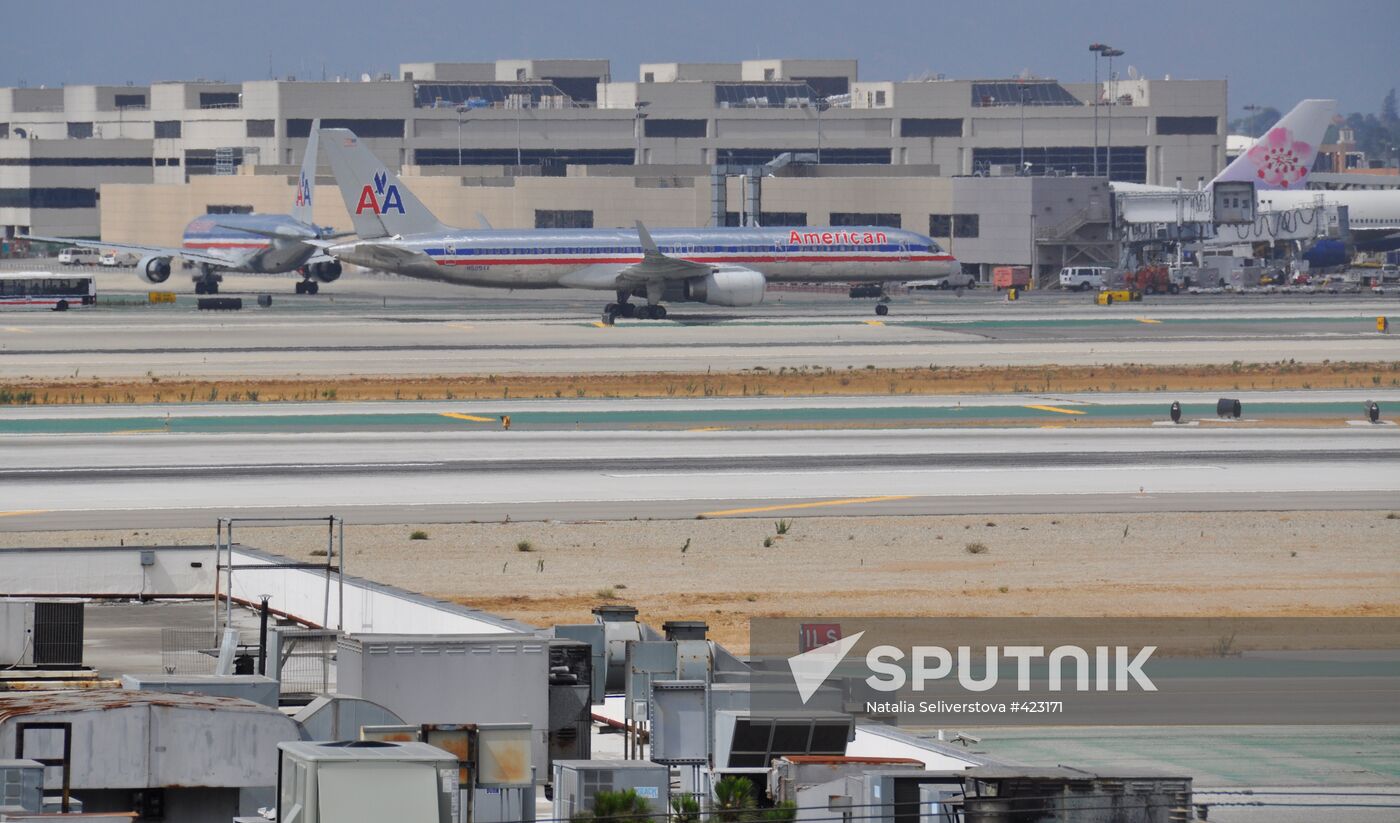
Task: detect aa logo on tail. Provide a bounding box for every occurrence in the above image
[356,170,405,215]
[296,173,312,208]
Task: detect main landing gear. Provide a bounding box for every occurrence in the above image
[295,279,320,295]
[193,270,221,295]
[601,298,666,325]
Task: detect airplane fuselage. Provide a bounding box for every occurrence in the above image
[330,226,957,289]
[181,214,321,273]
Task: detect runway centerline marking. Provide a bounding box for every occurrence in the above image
[701,496,913,516]
[1024,404,1088,415]
[440,412,495,422]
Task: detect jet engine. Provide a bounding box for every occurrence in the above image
[137,255,172,284]
[683,268,766,307]
[307,260,342,283]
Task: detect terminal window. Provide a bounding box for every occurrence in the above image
[246,120,275,138]
[831,213,901,228]
[199,92,240,109]
[67,122,94,139]
[1156,116,1217,136]
[900,118,962,138]
[972,146,1146,183]
[206,205,254,214]
[287,119,404,139]
[535,209,593,229]
[953,214,979,238]
[929,215,951,237]
[644,119,707,138]
[724,212,808,227]
[0,187,98,208]
[114,93,146,108]
[154,120,182,139]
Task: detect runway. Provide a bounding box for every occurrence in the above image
[0,276,1396,378]
[2,422,1396,529]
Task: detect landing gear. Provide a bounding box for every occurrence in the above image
[874,303,889,317]
[295,279,319,295]
[601,300,665,324]
[194,266,221,295]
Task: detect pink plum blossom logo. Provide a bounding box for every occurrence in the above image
[1247,126,1312,188]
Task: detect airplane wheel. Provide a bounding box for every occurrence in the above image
[653,305,667,320]
[619,303,637,318]
[875,303,889,316]
[601,310,616,325]
[307,281,319,295]
[295,281,307,294]
[604,302,619,314]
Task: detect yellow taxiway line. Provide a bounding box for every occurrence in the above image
[1136,317,1162,324]
[864,320,885,326]
[701,495,914,517]
[440,412,495,422]
[0,510,49,518]
[1023,404,1087,415]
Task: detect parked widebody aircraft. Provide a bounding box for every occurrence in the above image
[319,128,958,321]
[25,120,346,294]
[1117,99,1400,266]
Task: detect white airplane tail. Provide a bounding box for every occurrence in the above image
[291,119,319,226]
[319,127,447,239]
[1211,99,1336,191]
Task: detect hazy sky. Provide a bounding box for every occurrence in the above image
[3,0,1396,116]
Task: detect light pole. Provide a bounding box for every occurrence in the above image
[633,101,649,165]
[1018,83,1028,173]
[456,104,466,167]
[1089,43,1108,176]
[1102,47,1124,181]
[815,95,829,164]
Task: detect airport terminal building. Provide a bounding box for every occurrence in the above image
[0,58,1227,281]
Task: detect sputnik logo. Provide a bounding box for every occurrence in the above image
[787,630,864,704]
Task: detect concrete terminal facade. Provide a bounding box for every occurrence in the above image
[1,57,1226,281]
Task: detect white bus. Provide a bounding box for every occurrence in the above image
[0,272,97,310]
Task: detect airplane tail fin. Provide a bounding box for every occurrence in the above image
[291,119,319,225]
[318,127,447,239]
[1210,99,1336,191]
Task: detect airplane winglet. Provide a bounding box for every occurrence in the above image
[477,213,494,230]
[635,220,659,255]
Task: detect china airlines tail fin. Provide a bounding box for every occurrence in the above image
[319,128,448,239]
[1210,99,1335,191]
[291,119,319,225]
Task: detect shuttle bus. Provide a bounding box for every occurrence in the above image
[0,272,97,310]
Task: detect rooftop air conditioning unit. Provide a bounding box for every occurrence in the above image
[277,741,457,823]
[0,599,84,668]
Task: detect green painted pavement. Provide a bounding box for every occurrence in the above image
[0,400,1375,435]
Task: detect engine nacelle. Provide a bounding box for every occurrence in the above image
[137,255,172,284]
[308,260,342,283]
[683,268,766,307]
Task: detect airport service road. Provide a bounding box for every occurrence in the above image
[1,291,1397,378]
[1,426,1396,530]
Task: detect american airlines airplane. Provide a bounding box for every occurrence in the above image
[1118,99,1400,265]
[318,128,958,321]
[25,120,346,295]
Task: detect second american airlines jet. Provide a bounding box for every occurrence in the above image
[25,120,345,295]
[319,128,958,321]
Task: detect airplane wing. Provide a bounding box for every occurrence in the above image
[615,221,710,285]
[20,234,236,269]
